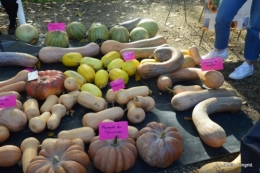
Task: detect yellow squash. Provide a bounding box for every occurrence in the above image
[80,57,103,71]
[101,51,121,69]
[77,64,96,83]
[122,60,138,77]
[107,58,125,71]
[64,70,86,86]
[61,52,82,67]
[81,83,102,97]
[94,69,109,89]
[109,68,129,85]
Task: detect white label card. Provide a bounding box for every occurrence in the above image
[28,70,38,81]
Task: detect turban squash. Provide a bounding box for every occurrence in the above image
[136,122,183,168]
[26,139,89,173]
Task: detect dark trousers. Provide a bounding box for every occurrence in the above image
[0,0,18,26]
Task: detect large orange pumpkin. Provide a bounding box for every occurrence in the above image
[26,139,89,173]
[88,136,137,173]
[136,122,183,168]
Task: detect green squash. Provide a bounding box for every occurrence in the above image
[66,22,87,41]
[88,23,109,42]
[15,24,39,45]
[44,31,69,48]
[109,25,129,43]
[137,19,159,38]
[129,27,149,42]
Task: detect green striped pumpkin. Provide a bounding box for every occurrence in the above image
[44,31,69,48]
[66,22,87,41]
[88,23,109,42]
[109,25,129,43]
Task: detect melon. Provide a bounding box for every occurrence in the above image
[109,25,129,43]
[66,22,87,41]
[44,31,69,48]
[137,19,159,38]
[88,23,109,42]
[15,24,39,45]
[129,27,149,42]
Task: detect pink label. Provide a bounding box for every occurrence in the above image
[123,51,135,61]
[47,23,65,31]
[0,95,16,108]
[200,57,224,71]
[110,78,125,91]
[24,68,33,72]
[99,121,128,140]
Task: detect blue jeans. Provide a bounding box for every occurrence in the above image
[215,0,260,61]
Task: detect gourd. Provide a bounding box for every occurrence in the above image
[64,70,86,86]
[77,64,96,83]
[66,21,87,41]
[192,96,242,148]
[122,60,139,77]
[0,81,26,93]
[105,88,117,103]
[26,139,89,173]
[0,91,21,100]
[107,58,125,71]
[0,52,39,67]
[94,69,109,89]
[133,96,155,111]
[80,57,103,71]
[109,68,129,85]
[180,55,196,68]
[171,88,238,111]
[40,95,59,113]
[82,107,125,131]
[137,47,184,79]
[0,145,22,167]
[101,35,167,54]
[77,91,106,112]
[117,17,141,32]
[29,112,51,133]
[127,100,146,124]
[61,52,82,67]
[44,30,69,48]
[101,51,121,69]
[0,126,10,143]
[136,122,183,168]
[58,127,96,144]
[188,45,202,65]
[20,137,40,173]
[81,83,102,97]
[41,138,85,150]
[47,104,67,130]
[15,24,39,44]
[64,77,81,92]
[58,90,80,110]
[23,98,40,121]
[173,85,203,95]
[88,135,137,173]
[0,69,29,88]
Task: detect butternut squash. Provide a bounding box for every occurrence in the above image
[137,47,184,79]
[115,86,151,105]
[15,99,23,110]
[105,88,117,103]
[64,77,81,92]
[0,145,22,167]
[39,42,101,63]
[188,45,202,65]
[47,104,67,130]
[0,125,10,143]
[173,85,203,95]
[0,70,29,88]
[101,36,167,54]
[40,95,59,113]
[0,91,21,100]
[192,96,242,148]
[133,96,155,111]
[127,100,146,124]
[171,88,238,111]
[82,107,124,131]
[41,138,85,150]
[77,91,106,112]
[58,90,80,110]
[180,55,196,68]
[20,137,40,173]
[29,112,51,133]
[23,98,40,121]
[58,127,96,144]
[0,81,26,93]
[0,52,39,67]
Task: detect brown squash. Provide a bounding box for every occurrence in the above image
[133,95,155,111]
[136,122,183,168]
[126,100,146,124]
[188,45,202,65]
[88,135,137,173]
[172,85,203,95]
[26,139,89,173]
[180,55,196,68]
[0,69,29,88]
[0,145,22,167]
[0,125,10,143]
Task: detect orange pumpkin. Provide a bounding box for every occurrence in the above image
[136,122,183,168]
[26,139,89,173]
[88,136,137,173]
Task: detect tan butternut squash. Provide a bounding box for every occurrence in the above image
[77,91,106,112]
[82,107,124,131]
[0,145,22,167]
[64,77,81,92]
[0,52,39,67]
[20,137,40,173]
[105,88,117,103]
[101,36,167,54]
[58,90,80,110]
[133,96,155,111]
[188,45,201,65]
[58,127,96,144]
[171,88,238,111]
[0,125,10,143]
[0,91,21,100]
[40,95,59,113]
[173,85,203,95]
[180,55,196,68]
[0,81,26,93]
[0,70,29,88]
[29,112,51,133]
[15,99,23,110]
[127,100,146,124]
[41,138,85,150]
[47,104,67,130]
[192,96,242,148]
[23,98,40,121]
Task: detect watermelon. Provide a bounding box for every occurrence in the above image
[44,31,69,48]
[66,22,87,41]
[109,25,129,43]
[137,19,159,38]
[15,24,39,45]
[88,23,109,42]
[129,27,149,42]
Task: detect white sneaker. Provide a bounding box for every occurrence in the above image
[229,62,254,80]
[202,49,228,60]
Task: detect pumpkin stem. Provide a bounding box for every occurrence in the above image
[159,132,166,138]
[52,156,60,164]
[111,135,118,146]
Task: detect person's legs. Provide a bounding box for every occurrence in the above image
[1,0,18,34]
[229,0,260,80]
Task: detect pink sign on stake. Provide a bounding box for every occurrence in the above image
[123,51,135,61]
[110,78,125,91]
[99,121,128,140]
[0,95,17,108]
[47,23,65,31]
[200,57,224,71]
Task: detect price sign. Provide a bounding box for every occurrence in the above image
[200,57,224,71]
[0,95,16,108]
[123,51,135,61]
[110,78,125,91]
[28,70,38,81]
[99,121,128,140]
[47,23,65,31]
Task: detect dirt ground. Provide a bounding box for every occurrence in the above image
[0,0,258,172]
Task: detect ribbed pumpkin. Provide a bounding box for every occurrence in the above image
[137,18,159,38]
[136,122,183,168]
[44,31,69,48]
[129,27,149,42]
[88,136,137,173]
[109,25,129,43]
[66,22,87,41]
[15,24,39,44]
[88,23,109,42]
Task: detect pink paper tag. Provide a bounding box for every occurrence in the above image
[200,57,224,71]
[24,68,34,72]
[99,121,128,140]
[47,23,65,31]
[110,78,125,91]
[0,95,16,108]
[123,51,135,61]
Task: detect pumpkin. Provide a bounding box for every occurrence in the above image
[66,22,87,41]
[26,139,89,173]
[15,24,39,44]
[44,31,69,48]
[129,27,149,42]
[136,122,183,168]
[137,18,159,38]
[88,136,137,173]
[88,22,109,42]
[109,25,129,43]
